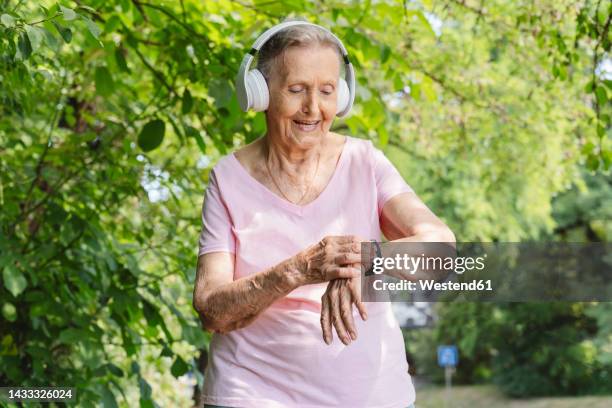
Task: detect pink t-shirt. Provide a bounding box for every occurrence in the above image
[198,136,416,408]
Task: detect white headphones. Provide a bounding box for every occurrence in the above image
[236,21,356,118]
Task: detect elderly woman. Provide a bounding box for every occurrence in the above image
[193,20,454,408]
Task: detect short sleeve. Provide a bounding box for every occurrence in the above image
[198,169,236,256]
[371,143,414,215]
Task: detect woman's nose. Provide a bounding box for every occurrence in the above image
[301,90,318,113]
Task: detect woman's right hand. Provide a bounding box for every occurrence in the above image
[297,235,363,286]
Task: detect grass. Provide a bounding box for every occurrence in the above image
[414,384,612,408]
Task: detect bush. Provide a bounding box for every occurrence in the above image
[491,303,612,397]
[408,302,612,397]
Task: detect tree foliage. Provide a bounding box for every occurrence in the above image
[0,0,610,405]
[410,302,612,397]
[406,174,612,397]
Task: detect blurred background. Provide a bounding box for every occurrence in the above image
[0,0,610,406]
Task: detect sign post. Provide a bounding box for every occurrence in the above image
[437,345,458,408]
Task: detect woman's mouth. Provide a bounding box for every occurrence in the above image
[292,119,321,132]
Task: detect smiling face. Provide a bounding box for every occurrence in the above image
[265,45,341,149]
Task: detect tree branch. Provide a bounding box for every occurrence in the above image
[133,0,213,41]
[130,43,177,97]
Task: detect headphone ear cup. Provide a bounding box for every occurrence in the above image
[336,78,350,116]
[246,69,269,112]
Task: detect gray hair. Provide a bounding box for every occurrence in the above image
[256,19,344,80]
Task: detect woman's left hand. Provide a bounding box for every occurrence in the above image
[320,271,368,345]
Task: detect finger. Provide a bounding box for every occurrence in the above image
[335,241,362,253]
[334,252,362,265]
[348,280,368,321]
[330,286,350,345]
[339,282,357,341]
[320,295,333,345]
[329,266,360,280]
[332,235,362,246]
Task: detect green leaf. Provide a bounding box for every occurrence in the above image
[581,141,595,155]
[415,10,436,37]
[595,86,607,107]
[121,329,136,356]
[586,153,600,171]
[160,345,173,358]
[1,335,17,356]
[142,300,162,327]
[170,356,189,378]
[2,303,17,322]
[379,127,389,148]
[52,20,72,43]
[3,265,27,297]
[138,377,152,399]
[25,25,44,52]
[139,398,155,408]
[41,27,59,49]
[185,125,206,153]
[209,79,232,108]
[421,76,436,101]
[114,47,130,73]
[81,15,102,40]
[410,83,421,100]
[393,74,404,91]
[597,123,605,138]
[105,15,122,33]
[252,114,266,135]
[101,385,118,408]
[138,119,166,152]
[166,114,184,145]
[76,5,98,14]
[58,328,90,343]
[126,32,138,48]
[602,149,612,170]
[380,45,391,64]
[16,32,32,60]
[1,14,16,28]
[106,363,124,377]
[551,63,560,78]
[181,323,208,348]
[182,89,193,114]
[60,5,77,21]
[95,66,114,96]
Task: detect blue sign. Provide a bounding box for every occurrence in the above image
[437,345,458,367]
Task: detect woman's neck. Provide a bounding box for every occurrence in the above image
[263,133,324,175]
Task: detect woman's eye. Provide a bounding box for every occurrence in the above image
[289,88,303,94]
[321,90,333,95]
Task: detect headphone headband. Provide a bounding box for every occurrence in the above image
[249,21,350,57]
[236,20,356,117]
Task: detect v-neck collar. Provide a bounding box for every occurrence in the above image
[230,136,351,215]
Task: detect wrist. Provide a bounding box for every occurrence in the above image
[276,253,308,293]
[365,240,381,277]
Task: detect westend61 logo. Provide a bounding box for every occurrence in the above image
[371,254,486,275]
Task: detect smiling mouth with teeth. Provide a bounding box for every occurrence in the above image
[292,119,321,131]
[293,120,321,125]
